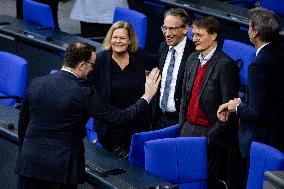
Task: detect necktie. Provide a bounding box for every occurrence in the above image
[161,48,176,112]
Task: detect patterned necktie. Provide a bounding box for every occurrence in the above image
[161,48,176,112]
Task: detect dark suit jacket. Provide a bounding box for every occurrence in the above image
[88,49,158,137]
[155,38,195,116]
[238,42,284,157]
[179,49,240,145]
[15,70,148,184]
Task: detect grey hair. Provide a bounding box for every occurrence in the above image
[164,8,191,26]
[248,7,280,42]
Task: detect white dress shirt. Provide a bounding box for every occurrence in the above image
[198,46,217,66]
[256,42,270,57]
[61,68,78,78]
[159,36,187,112]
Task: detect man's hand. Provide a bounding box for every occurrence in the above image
[142,68,161,103]
[217,103,230,122]
[227,98,241,112]
[217,98,242,122]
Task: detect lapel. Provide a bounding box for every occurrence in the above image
[159,39,195,95]
[185,53,199,100]
[159,42,169,71]
[101,50,112,100]
[199,50,220,97]
[129,52,145,84]
[176,38,194,91]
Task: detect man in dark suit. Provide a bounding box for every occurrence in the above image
[179,16,241,188]
[15,42,160,189]
[154,8,195,129]
[218,8,284,159]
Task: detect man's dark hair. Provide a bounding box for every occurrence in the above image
[192,16,220,38]
[63,42,96,68]
[248,7,280,42]
[164,8,191,26]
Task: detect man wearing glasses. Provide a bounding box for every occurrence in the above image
[154,8,195,129]
[179,16,242,188]
[15,42,161,189]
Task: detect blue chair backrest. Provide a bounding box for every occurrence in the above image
[260,0,284,17]
[222,39,256,91]
[85,118,99,143]
[113,7,147,49]
[0,51,28,106]
[186,27,193,40]
[145,137,207,189]
[23,0,55,29]
[246,142,284,189]
[129,124,179,168]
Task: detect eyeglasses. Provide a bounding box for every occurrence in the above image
[85,60,96,68]
[161,25,184,33]
[191,33,210,40]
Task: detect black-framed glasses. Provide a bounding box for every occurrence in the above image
[161,25,184,33]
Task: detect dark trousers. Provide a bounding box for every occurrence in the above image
[180,121,247,189]
[18,176,77,189]
[154,110,179,130]
[180,122,226,180]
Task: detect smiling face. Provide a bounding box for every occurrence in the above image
[162,15,188,46]
[111,28,131,54]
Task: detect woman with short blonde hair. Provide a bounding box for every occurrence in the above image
[103,21,139,53]
[88,21,158,157]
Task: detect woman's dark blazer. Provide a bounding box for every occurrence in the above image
[88,49,158,136]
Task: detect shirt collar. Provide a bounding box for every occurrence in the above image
[198,46,217,65]
[169,36,187,54]
[256,42,270,57]
[61,67,78,78]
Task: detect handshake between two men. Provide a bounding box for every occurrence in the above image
[217,98,242,123]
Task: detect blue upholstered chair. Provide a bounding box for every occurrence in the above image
[0,51,28,106]
[23,0,55,29]
[260,0,284,17]
[113,7,147,49]
[222,39,256,92]
[85,118,99,144]
[186,27,193,41]
[246,142,284,189]
[144,137,208,189]
[128,124,179,168]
